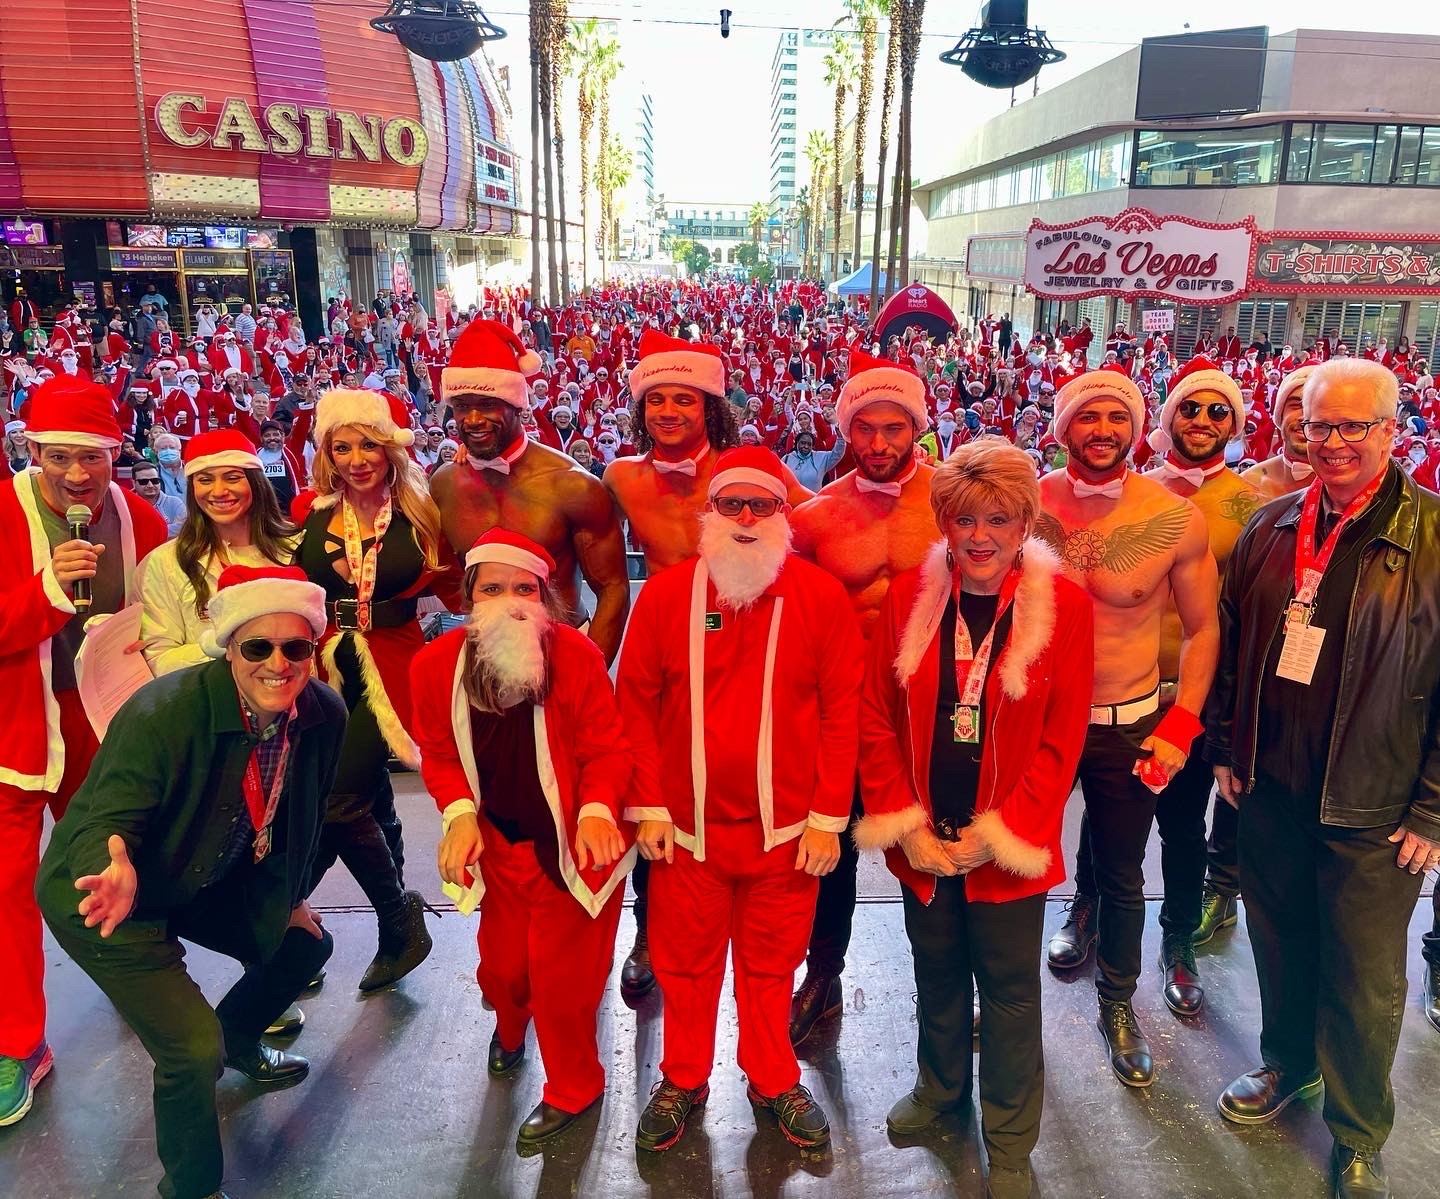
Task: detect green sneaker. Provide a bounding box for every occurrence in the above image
[0,1041,53,1126]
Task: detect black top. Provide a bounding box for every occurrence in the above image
[1255,468,1400,797]
[469,701,565,892]
[297,505,425,604]
[929,589,1013,832]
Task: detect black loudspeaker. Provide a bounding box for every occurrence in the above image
[939,0,1066,90]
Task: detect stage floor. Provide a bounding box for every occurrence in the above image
[6,777,1438,1198]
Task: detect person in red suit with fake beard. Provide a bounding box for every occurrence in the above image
[411,529,635,1148]
[617,446,863,1155]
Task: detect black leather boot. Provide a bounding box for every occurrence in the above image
[1425,962,1440,1034]
[1193,884,1239,946]
[620,929,656,1004]
[788,972,842,1047]
[359,890,433,993]
[1159,932,1204,1016]
[1097,998,1153,1087]
[1047,894,1097,969]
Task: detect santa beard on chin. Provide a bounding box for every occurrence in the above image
[465,600,552,707]
[698,509,792,611]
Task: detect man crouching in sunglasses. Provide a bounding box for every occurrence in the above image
[38,565,346,1199]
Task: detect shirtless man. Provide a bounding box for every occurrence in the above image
[1034,369,1219,1089]
[603,328,809,1003]
[786,350,940,1047]
[1242,366,1315,502]
[430,319,629,663]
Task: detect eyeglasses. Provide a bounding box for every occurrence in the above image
[1177,400,1234,423]
[237,637,316,663]
[713,496,781,518]
[1300,419,1385,444]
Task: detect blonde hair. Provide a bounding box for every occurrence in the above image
[929,436,1040,533]
[311,423,445,570]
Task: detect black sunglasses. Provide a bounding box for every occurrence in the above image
[237,637,316,663]
[1177,400,1234,422]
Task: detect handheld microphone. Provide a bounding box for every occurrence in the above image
[65,503,92,612]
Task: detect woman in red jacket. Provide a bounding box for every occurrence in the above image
[855,438,1094,1199]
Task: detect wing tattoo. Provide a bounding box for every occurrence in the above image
[1033,510,1067,552]
[1101,505,1191,572]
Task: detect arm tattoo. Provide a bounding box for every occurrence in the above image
[1217,491,1263,527]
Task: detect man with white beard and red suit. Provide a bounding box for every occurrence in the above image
[411,528,636,1148]
[617,446,863,1153]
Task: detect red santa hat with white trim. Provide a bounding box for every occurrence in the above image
[464,528,556,580]
[24,376,123,448]
[708,445,788,502]
[183,429,262,478]
[202,564,327,657]
[1147,355,1247,453]
[834,349,929,433]
[314,386,415,447]
[442,318,542,408]
[627,328,726,401]
[1052,364,1147,445]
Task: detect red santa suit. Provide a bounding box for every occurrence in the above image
[411,615,635,1115]
[854,541,1093,903]
[207,339,255,380]
[617,462,862,1099]
[0,381,167,1061]
[8,297,39,330]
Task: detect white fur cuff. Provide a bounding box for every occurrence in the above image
[970,808,1052,878]
[853,803,928,852]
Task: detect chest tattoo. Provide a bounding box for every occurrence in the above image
[1035,505,1189,574]
[1217,491,1263,527]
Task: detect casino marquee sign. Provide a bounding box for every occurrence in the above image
[1023,208,1257,307]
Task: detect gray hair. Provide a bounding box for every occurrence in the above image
[154,432,181,452]
[1303,358,1399,421]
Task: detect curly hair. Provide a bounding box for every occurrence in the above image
[627,387,739,454]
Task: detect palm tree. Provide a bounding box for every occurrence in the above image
[822,35,856,279]
[840,1,884,277]
[598,139,633,265]
[592,39,621,283]
[748,200,769,259]
[870,0,903,311]
[549,0,572,304]
[533,0,559,304]
[895,0,926,290]
[527,4,546,301]
[793,184,811,276]
[803,130,832,278]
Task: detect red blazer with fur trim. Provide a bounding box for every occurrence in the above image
[409,624,637,917]
[855,539,1094,904]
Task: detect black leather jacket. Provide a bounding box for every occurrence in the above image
[1206,465,1440,840]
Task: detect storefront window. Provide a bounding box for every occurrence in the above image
[1416,302,1440,367]
[1309,124,1377,184]
[1373,125,1400,184]
[314,227,354,308]
[1395,126,1423,185]
[1133,125,1282,186]
[1421,128,1440,185]
[1302,300,1404,349]
[1236,300,1292,348]
[1286,123,1314,181]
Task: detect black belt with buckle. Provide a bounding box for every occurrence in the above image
[329,596,418,633]
[934,817,961,843]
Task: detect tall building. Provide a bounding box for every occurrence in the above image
[620,91,657,259]
[769,28,854,217]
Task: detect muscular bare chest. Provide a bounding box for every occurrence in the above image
[802,496,937,630]
[1189,478,1263,570]
[439,471,572,565]
[1036,499,1187,609]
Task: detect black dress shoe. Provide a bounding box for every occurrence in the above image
[1331,1143,1390,1197]
[517,1098,596,1146]
[488,1032,526,1078]
[359,891,434,993]
[789,972,842,1046]
[620,930,656,1004]
[1097,998,1153,1087]
[1217,1066,1323,1124]
[747,1081,830,1148]
[1193,885,1239,947]
[1159,932,1204,1016]
[263,1003,304,1038]
[636,1077,709,1152]
[1425,962,1440,1035]
[225,1043,309,1086]
[1047,894,1097,969]
[302,970,326,994]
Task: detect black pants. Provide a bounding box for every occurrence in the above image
[1423,883,1440,969]
[1241,775,1423,1152]
[43,880,334,1199]
[1070,712,1160,1002]
[806,784,864,977]
[1206,792,1241,897]
[902,883,1046,1170]
[1074,734,1213,939]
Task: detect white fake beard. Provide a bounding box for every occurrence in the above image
[466,600,551,707]
[698,509,792,611]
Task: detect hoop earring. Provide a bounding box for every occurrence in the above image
[387,463,398,486]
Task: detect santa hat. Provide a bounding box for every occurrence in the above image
[4,419,25,435]
[1273,366,1315,424]
[1148,356,1246,452]
[314,386,415,447]
[155,358,179,371]
[708,445,788,502]
[441,318,541,407]
[25,376,123,448]
[222,365,245,379]
[463,528,556,580]
[627,328,726,401]
[835,349,929,432]
[202,565,327,657]
[178,368,199,382]
[183,430,262,478]
[1052,365,1146,445]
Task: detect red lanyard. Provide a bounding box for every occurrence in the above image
[953,566,1021,705]
[240,702,292,863]
[1293,469,1386,604]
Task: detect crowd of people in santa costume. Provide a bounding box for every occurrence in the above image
[3,271,1440,1199]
